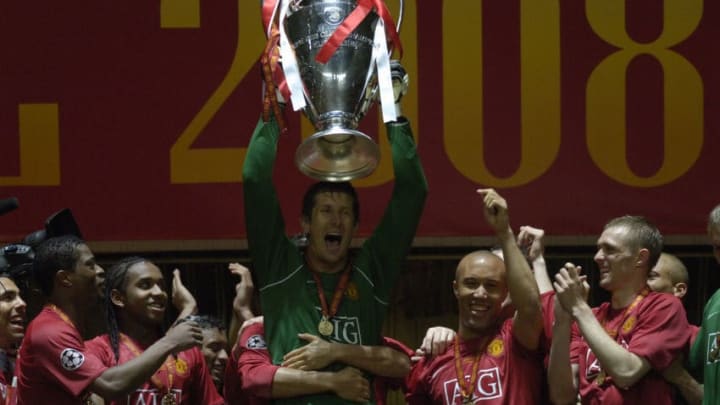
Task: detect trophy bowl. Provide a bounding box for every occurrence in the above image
[284,0,388,181]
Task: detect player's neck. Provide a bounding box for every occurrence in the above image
[458,322,497,342]
[119,317,160,347]
[610,280,646,309]
[305,250,347,274]
[49,296,87,333]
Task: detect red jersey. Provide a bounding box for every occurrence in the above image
[570,292,692,405]
[0,351,14,405]
[540,291,555,356]
[16,306,107,405]
[85,334,223,405]
[224,322,277,405]
[374,337,414,405]
[406,318,543,405]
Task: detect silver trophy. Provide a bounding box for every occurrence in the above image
[281,0,403,181]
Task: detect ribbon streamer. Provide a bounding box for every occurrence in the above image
[278,0,307,111]
[315,0,402,64]
[373,19,397,122]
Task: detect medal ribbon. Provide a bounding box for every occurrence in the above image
[120,334,176,398]
[593,287,649,385]
[598,286,649,338]
[310,262,353,324]
[453,335,492,402]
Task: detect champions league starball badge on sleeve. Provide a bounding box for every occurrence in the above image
[260,0,405,181]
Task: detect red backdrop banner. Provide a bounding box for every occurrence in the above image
[1,1,717,243]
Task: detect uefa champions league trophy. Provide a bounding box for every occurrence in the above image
[263,0,403,181]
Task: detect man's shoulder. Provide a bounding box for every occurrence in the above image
[85,334,110,346]
[25,309,78,343]
[642,291,686,311]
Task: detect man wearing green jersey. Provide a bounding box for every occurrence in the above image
[242,89,427,403]
[689,204,720,404]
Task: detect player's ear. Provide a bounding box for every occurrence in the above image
[56,270,73,288]
[110,289,126,308]
[636,248,650,268]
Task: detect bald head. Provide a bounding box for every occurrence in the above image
[454,251,508,338]
[455,251,506,281]
[647,253,689,299]
[709,204,720,264]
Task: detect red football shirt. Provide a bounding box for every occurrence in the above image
[16,306,107,404]
[85,334,223,405]
[570,292,692,405]
[406,318,543,405]
[224,322,277,405]
[375,337,414,405]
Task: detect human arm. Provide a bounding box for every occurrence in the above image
[242,117,291,287]
[234,322,369,401]
[282,333,411,378]
[553,264,650,389]
[662,355,703,405]
[88,393,105,404]
[171,269,197,320]
[227,262,255,349]
[271,367,370,402]
[478,189,543,350]
[404,358,434,405]
[517,225,553,294]
[362,118,428,288]
[547,295,580,405]
[90,321,203,399]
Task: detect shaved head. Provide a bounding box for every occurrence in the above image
[455,251,506,281]
[657,253,688,285]
[647,253,689,299]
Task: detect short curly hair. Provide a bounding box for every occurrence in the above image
[32,235,85,296]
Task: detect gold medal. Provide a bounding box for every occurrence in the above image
[594,369,606,385]
[161,393,177,405]
[318,317,334,336]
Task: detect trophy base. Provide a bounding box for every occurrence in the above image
[295,128,380,182]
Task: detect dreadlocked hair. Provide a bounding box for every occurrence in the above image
[104,256,148,364]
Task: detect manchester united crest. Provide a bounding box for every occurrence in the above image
[487,339,504,357]
[345,282,359,301]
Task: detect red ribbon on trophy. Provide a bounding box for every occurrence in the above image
[261,0,288,128]
[314,0,402,64]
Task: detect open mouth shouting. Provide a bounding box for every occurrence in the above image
[324,233,343,253]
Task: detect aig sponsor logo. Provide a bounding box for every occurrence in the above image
[443,367,502,403]
[316,311,362,345]
[127,388,181,405]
